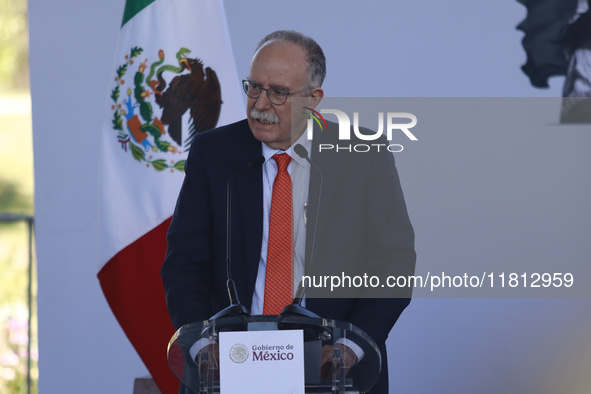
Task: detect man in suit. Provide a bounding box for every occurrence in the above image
[161,30,415,393]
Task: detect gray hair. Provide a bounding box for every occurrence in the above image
[254,30,326,88]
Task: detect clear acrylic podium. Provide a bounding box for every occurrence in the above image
[167,315,382,393]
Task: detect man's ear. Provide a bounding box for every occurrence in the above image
[307,87,324,109]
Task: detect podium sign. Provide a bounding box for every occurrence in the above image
[167,315,381,393]
[219,330,305,393]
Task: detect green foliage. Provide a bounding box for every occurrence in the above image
[155,139,170,152]
[140,123,160,137]
[139,101,153,123]
[150,159,167,172]
[0,0,29,91]
[0,117,36,393]
[130,142,145,162]
[0,253,37,394]
[134,71,144,86]
[111,85,120,102]
[132,73,153,122]
[130,46,143,58]
[116,64,128,80]
[174,160,186,172]
[0,180,33,216]
[140,123,170,153]
[112,111,123,131]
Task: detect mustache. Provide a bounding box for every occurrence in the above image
[250,108,279,124]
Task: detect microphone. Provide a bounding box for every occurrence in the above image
[281,144,322,318]
[210,155,265,320]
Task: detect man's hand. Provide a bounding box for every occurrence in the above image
[320,343,357,381]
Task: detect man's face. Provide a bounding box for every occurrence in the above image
[247,40,319,150]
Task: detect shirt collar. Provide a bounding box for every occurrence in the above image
[260,132,312,169]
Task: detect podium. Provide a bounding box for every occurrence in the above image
[167,315,382,393]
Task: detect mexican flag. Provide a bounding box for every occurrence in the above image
[98,0,243,391]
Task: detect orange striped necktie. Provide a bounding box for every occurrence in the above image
[263,153,293,315]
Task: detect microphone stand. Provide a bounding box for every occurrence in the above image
[210,156,264,320]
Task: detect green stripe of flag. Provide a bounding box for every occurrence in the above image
[121,0,156,27]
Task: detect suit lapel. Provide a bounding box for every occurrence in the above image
[232,126,263,304]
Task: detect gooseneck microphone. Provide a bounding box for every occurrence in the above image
[281,144,323,318]
[210,155,265,320]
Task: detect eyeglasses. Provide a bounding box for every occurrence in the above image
[242,78,310,105]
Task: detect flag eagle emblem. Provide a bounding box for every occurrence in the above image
[110,46,222,172]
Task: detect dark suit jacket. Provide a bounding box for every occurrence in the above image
[162,119,416,393]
